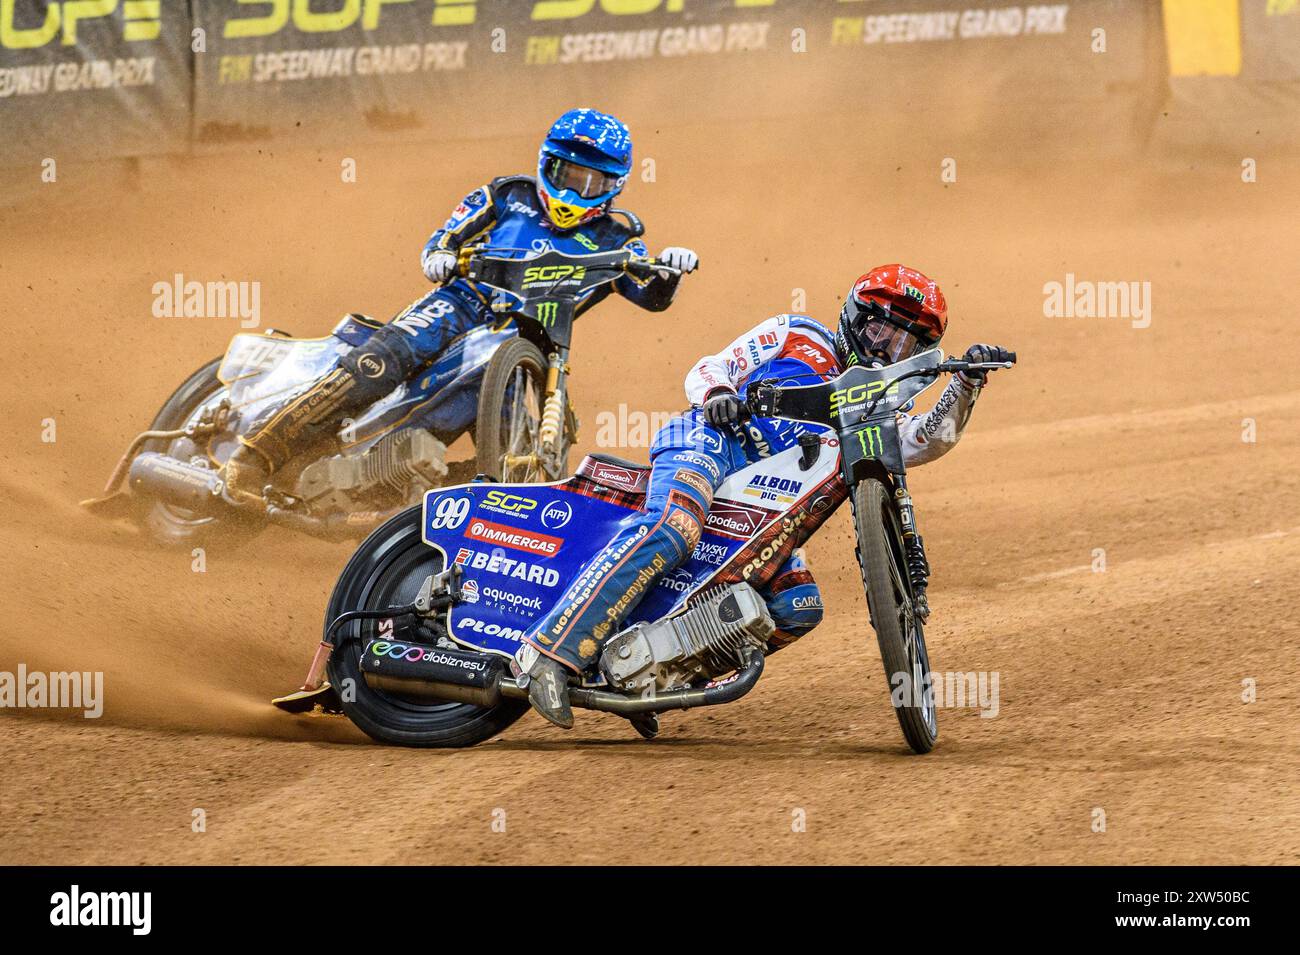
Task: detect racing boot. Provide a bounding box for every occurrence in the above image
[224,335,417,507]
[515,643,574,729]
[223,445,274,509]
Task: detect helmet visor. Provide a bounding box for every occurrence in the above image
[858,314,933,363]
[543,156,622,200]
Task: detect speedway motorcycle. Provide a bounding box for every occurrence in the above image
[83,228,679,545]
[275,347,1014,752]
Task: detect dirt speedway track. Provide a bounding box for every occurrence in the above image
[2,114,1298,865]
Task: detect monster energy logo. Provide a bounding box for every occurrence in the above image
[857,425,883,458]
[536,301,558,326]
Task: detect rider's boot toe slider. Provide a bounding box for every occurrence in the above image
[526,656,575,730]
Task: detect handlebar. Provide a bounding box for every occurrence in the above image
[936,353,1017,374]
[455,248,680,281]
[745,351,1017,418]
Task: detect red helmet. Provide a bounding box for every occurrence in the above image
[835,264,948,366]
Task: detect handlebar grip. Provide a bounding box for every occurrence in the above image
[456,249,477,278]
[746,384,777,417]
[627,258,681,280]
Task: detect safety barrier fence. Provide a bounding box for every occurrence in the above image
[2,1,1294,167]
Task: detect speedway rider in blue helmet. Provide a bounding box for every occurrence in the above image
[225,108,699,505]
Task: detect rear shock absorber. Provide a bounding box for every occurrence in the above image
[538,353,567,452]
[538,395,563,448]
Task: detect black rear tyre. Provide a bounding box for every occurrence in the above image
[852,478,938,754]
[139,357,258,548]
[324,505,528,747]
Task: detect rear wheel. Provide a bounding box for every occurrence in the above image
[324,505,528,747]
[474,338,565,482]
[139,357,258,548]
[852,478,938,754]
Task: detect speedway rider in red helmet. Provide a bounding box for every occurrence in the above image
[515,264,1013,729]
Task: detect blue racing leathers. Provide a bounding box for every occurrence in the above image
[522,313,985,673]
[379,175,680,371]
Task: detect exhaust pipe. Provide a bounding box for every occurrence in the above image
[128,452,227,514]
[568,650,764,714]
[360,640,512,707]
[357,638,765,714]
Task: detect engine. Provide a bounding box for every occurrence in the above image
[598,583,774,695]
[295,428,448,511]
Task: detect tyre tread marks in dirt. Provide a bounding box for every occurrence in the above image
[325,505,529,747]
[852,478,938,754]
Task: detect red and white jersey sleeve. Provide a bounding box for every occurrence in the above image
[684,314,981,468]
[684,314,835,406]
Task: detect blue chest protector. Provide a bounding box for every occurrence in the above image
[425,175,673,320]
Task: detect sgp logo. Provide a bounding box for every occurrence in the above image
[828,380,899,419]
[531,0,761,20]
[2,0,160,49]
[484,490,537,514]
[523,264,586,284]
[220,0,477,39]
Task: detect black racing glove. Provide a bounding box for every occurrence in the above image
[702,387,747,428]
[960,344,1014,385]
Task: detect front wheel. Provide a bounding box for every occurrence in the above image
[324,505,528,747]
[852,478,938,754]
[474,337,566,482]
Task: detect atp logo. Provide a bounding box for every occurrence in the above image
[687,426,723,453]
[541,499,573,529]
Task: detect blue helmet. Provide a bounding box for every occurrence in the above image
[536,108,632,230]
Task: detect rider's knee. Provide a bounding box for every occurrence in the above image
[649,502,703,561]
[341,324,423,393]
[765,580,823,650]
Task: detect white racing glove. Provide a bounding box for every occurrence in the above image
[658,246,699,275]
[422,249,458,284]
